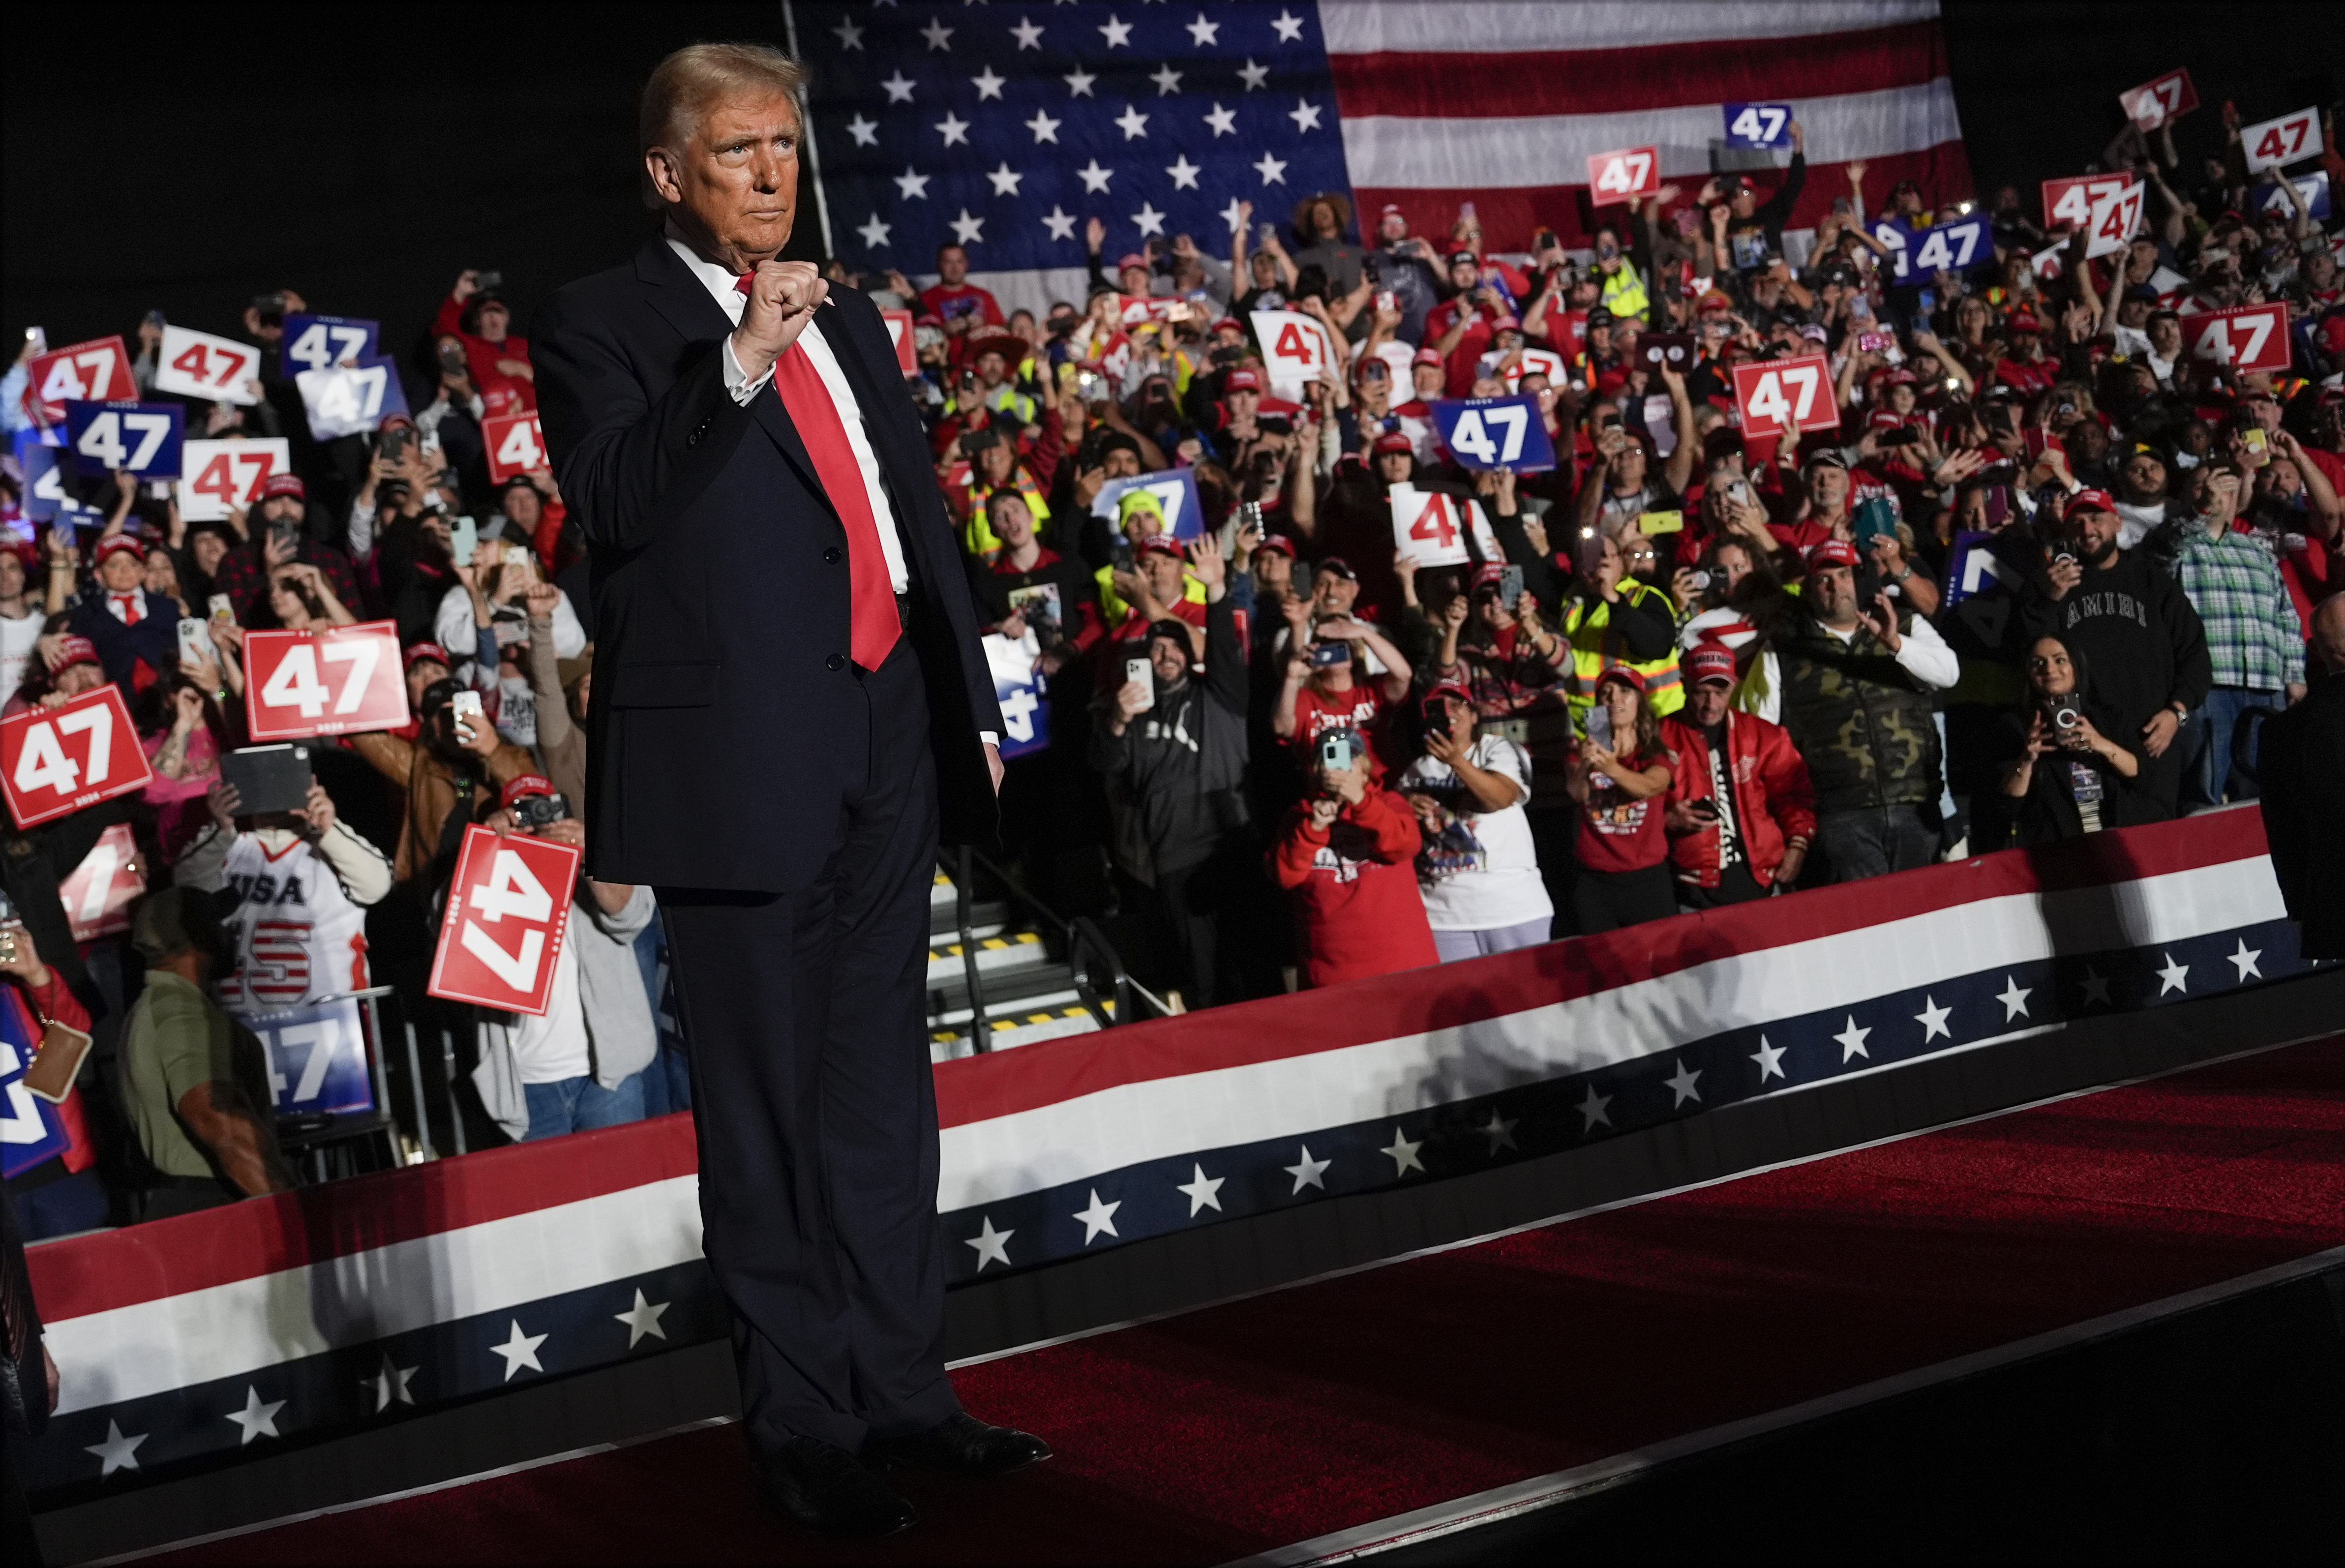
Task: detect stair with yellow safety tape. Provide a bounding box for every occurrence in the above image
[925,867,1109,1059]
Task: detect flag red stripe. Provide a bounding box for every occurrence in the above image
[1328,19,1949,121]
[1357,147,1975,253]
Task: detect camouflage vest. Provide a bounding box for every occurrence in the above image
[1775,613,1942,813]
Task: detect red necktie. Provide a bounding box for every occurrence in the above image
[112,592,142,626]
[736,277,899,671]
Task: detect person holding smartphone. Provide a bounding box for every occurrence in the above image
[1270,726,1436,988]
[1398,683,1553,955]
[1661,646,1813,905]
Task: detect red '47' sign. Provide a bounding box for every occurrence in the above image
[59,822,145,942]
[428,825,581,1016]
[23,336,134,426]
[2188,302,2290,376]
[243,621,411,741]
[1586,147,1659,205]
[0,686,153,829]
[2041,174,2131,231]
[2118,68,2196,131]
[1732,355,1834,439]
[881,308,916,373]
[483,411,547,483]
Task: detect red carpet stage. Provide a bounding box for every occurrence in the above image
[145,1035,2345,1565]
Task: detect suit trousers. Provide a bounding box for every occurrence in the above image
[657,635,961,1455]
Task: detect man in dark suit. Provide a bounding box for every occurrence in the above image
[2258,594,2344,962]
[66,535,180,696]
[532,43,1046,1538]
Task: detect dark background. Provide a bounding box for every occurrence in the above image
[4,2,2335,390]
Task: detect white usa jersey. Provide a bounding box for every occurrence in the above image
[219,830,370,1011]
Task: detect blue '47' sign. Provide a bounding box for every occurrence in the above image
[1430,396,1557,473]
[65,400,185,478]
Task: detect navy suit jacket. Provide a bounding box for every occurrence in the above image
[533,236,1002,891]
[68,591,180,695]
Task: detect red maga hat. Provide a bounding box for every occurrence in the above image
[1806,538,1862,571]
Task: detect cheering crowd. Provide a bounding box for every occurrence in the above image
[6,102,2345,1237]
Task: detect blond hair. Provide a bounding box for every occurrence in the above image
[638,42,809,206]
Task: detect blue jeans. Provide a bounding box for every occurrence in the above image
[521,1072,645,1141]
[2181,687,2280,809]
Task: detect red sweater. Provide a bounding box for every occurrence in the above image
[432,294,536,413]
[1660,710,1816,889]
[1271,784,1438,988]
[12,970,96,1175]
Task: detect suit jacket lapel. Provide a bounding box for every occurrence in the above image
[631,237,827,505]
[818,307,939,567]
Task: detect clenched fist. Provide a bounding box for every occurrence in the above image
[733,260,830,381]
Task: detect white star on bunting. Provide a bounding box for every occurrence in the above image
[362,1353,417,1413]
[987,162,1024,196]
[1478,1110,1519,1154]
[2079,966,2112,1006]
[1751,1034,1786,1083]
[1072,1188,1122,1243]
[1042,206,1078,241]
[895,166,931,201]
[2227,939,2261,981]
[858,213,892,248]
[1077,159,1115,193]
[935,112,971,148]
[1115,105,1150,140]
[1996,976,2033,1021]
[85,1420,146,1477]
[1165,154,1203,190]
[1663,1058,1703,1107]
[1237,59,1270,91]
[1010,15,1045,51]
[1834,1016,1872,1061]
[1064,67,1098,97]
[832,16,864,51]
[1914,995,1953,1042]
[1132,202,1167,236]
[1253,151,1288,185]
[949,209,986,245]
[1576,1082,1613,1131]
[224,1386,285,1446]
[1099,13,1133,48]
[614,1288,671,1348]
[1284,1144,1331,1192]
[882,71,917,104]
[490,1320,547,1382]
[971,66,1007,102]
[1271,9,1307,42]
[1151,64,1183,95]
[965,1215,1014,1269]
[1025,108,1062,144]
[1381,1127,1425,1176]
[1203,102,1237,137]
[845,114,879,148]
[1176,1162,1226,1215]
[920,16,954,50]
[1289,98,1323,133]
[1186,11,1220,47]
[1220,197,1247,231]
[2157,953,2190,995]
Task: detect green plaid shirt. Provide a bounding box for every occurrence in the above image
[2171,526,2305,691]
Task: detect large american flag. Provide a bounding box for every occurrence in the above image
[789,1,1972,317]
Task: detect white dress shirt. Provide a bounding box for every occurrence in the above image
[664,231,909,594]
[666,232,995,745]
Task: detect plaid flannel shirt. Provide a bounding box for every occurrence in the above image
[2171,526,2305,692]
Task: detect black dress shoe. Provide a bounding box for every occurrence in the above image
[868,1411,1052,1477]
[755,1436,918,1536]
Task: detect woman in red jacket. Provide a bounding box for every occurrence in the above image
[1660,645,1817,905]
[1271,727,1437,988]
[1,909,103,1239]
[1564,667,1677,934]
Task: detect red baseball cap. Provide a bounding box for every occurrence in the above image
[1412,347,1443,367]
[1116,253,1149,271]
[53,635,100,673]
[1424,681,1473,708]
[1806,539,1862,571]
[1697,289,1735,313]
[1372,431,1414,455]
[1209,317,1244,335]
[1135,535,1184,562]
[403,641,452,671]
[1685,645,1738,687]
[1593,664,1646,694]
[1254,532,1297,559]
[259,473,305,500]
[2005,309,2044,334]
[499,774,555,809]
[1223,368,1263,393]
[93,534,146,565]
[2062,487,2117,521]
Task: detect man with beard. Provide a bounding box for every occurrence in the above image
[2019,490,2209,818]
